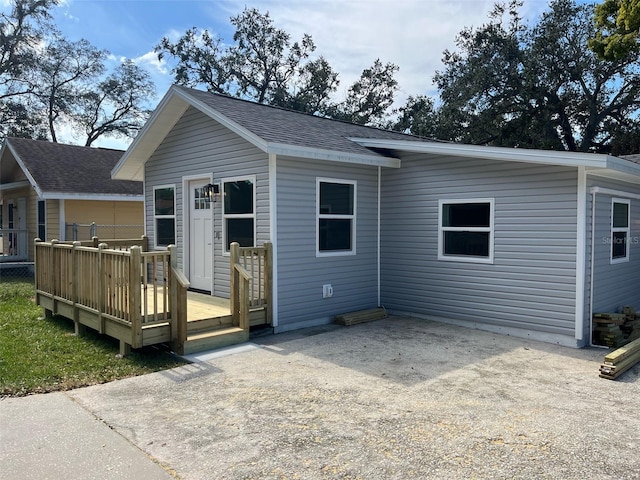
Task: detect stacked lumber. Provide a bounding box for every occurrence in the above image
[599,337,640,380]
[592,307,638,347]
[335,307,387,326]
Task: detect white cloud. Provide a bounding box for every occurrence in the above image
[135,51,169,76]
[242,0,497,104]
[209,0,552,106]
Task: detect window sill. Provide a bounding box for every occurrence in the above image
[438,254,494,265]
[610,257,630,265]
[316,250,356,258]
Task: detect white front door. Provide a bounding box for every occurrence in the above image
[188,179,213,292]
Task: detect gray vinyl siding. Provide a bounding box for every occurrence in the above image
[144,106,270,297]
[275,157,379,329]
[587,177,640,319]
[381,154,579,341]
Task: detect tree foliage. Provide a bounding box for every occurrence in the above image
[156,7,398,124]
[0,0,156,145]
[75,60,156,146]
[418,0,640,154]
[589,0,640,60]
[0,0,56,140]
[390,95,440,138]
[0,0,56,95]
[33,35,106,142]
[328,59,399,127]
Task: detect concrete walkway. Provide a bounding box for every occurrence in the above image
[0,392,174,479]
[2,316,639,479]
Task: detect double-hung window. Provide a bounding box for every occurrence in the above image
[611,198,630,263]
[438,199,494,263]
[317,178,356,255]
[154,185,176,247]
[223,177,255,251]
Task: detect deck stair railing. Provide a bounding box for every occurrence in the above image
[229,242,273,330]
[34,238,188,355]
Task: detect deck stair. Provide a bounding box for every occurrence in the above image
[183,324,249,354]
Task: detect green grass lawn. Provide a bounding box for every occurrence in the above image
[0,278,185,397]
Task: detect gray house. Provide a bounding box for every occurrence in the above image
[112,85,640,348]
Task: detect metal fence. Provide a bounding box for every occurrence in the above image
[65,223,144,242]
[0,263,34,283]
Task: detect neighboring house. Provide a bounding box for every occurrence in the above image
[112,85,640,347]
[0,138,143,262]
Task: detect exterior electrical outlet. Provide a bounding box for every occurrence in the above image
[323,284,333,298]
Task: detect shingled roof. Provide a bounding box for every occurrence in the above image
[113,85,640,184]
[113,85,433,180]
[176,85,427,157]
[2,137,142,197]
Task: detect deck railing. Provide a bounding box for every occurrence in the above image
[34,238,188,354]
[229,242,273,328]
[60,235,149,251]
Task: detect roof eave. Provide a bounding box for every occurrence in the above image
[268,142,400,168]
[112,86,271,181]
[0,180,31,192]
[349,138,614,168]
[111,87,190,181]
[40,193,144,201]
[2,140,43,196]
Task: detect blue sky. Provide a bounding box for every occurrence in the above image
[3,0,580,147]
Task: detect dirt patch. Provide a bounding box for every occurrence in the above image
[69,317,640,480]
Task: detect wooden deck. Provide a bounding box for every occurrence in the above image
[33,238,272,355]
[184,291,230,320]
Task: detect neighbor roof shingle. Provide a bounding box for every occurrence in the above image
[6,137,142,195]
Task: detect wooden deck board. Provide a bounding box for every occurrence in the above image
[143,287,230,322]
[185,291,231,321]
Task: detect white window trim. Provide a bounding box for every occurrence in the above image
[438,198,495,264]
[153,184,176,249]
[611,197,630,264]
[222,175,256,255]
[316,177,357,257]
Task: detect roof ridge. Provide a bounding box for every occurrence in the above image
[173,84,429,141]
[7,136,124,153]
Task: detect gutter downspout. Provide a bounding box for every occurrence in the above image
[269,153,278,327]
[377,166,381,307]
[589,188,597,347]
[575,166,587,343]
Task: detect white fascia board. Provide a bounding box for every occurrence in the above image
[589,186,640,200]
[0,180,31,192]
[349,138,610,168]
[268,142,401,168]
[604,156,640,179]
[587,169,640,185]
[40,193,144,201]
[175,88,269,153]
[111,88,190,181]
[4,142,43,197]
